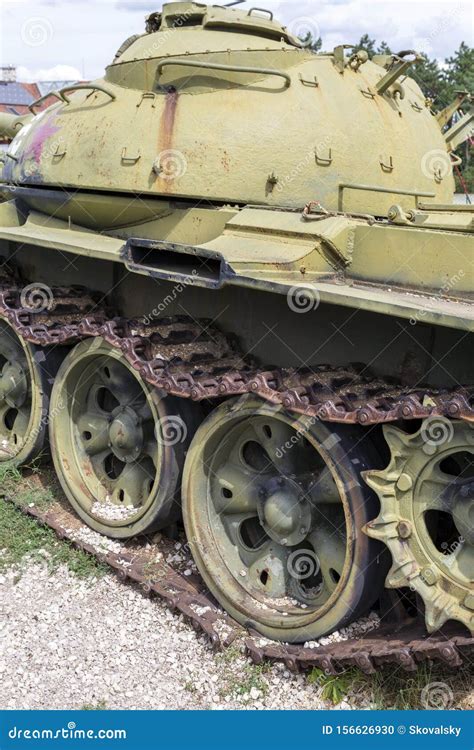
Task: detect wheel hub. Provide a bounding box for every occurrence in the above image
[108,406,143,463]
[183,399,384,642]
[258,477,311,546]
[0,361,27,408]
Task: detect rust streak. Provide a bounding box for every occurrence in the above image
[157,88,180,193]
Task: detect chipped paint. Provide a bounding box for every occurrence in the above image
[22,110,61,164]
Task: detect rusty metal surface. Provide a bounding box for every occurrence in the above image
[3,492,473,675]
[0,281,472,427]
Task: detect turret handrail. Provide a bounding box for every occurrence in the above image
[157,59,291,88]
[28,84,116,115]
[28,91,63,114]
[59,84,117,104]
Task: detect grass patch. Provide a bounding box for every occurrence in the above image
[82,700,107,710]
[308,667,363,705]
[368,663,472,710]
[0,465,106,579]
[307,662,473,709]
[184,681,198,694]
[0,497,107,578]
[219,661,270,700]
[0,463,54,510]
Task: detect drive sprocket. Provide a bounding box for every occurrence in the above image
[364,418,474,634]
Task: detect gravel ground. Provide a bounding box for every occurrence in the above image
[0,561,331,710]
[1,559,472,711]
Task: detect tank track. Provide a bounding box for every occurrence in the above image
[4,493,473,675]
[1,278,473,673]
[0,280,472,426]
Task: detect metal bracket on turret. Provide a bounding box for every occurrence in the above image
[375,51,422,97]
[436,91,471,129]
[444,106,474,152]
[332,45,356,74]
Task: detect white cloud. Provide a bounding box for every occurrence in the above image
[16,63,82,81]
[0,0,472,82]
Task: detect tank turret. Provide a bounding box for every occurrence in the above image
[0,1,467,223]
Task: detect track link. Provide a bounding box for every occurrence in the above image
[4,493,473,675]
[0,281,473,426]
[1,278,473,672]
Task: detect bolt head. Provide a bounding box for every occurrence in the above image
[397,473,413,492]
[397,520,412,539]
[421,566,438,586]
[464,594,474,611]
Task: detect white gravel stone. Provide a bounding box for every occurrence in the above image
[65,526,125,555]
[0,561,334,710]
[90,500,138,522]
[303,612,381,650]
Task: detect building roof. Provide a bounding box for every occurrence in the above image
[37,81,79,97]
[0,81,39,106]
[0,80,80,119]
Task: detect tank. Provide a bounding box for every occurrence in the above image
[0,1,472,645]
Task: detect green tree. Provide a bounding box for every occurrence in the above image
[300,32,322,52]
[443,43,473,196]
[356,34,377,56]
[376,41,393,55]
[445,42,474,94]
[408,55,450,109]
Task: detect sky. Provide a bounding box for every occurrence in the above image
[0,0,472,82]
